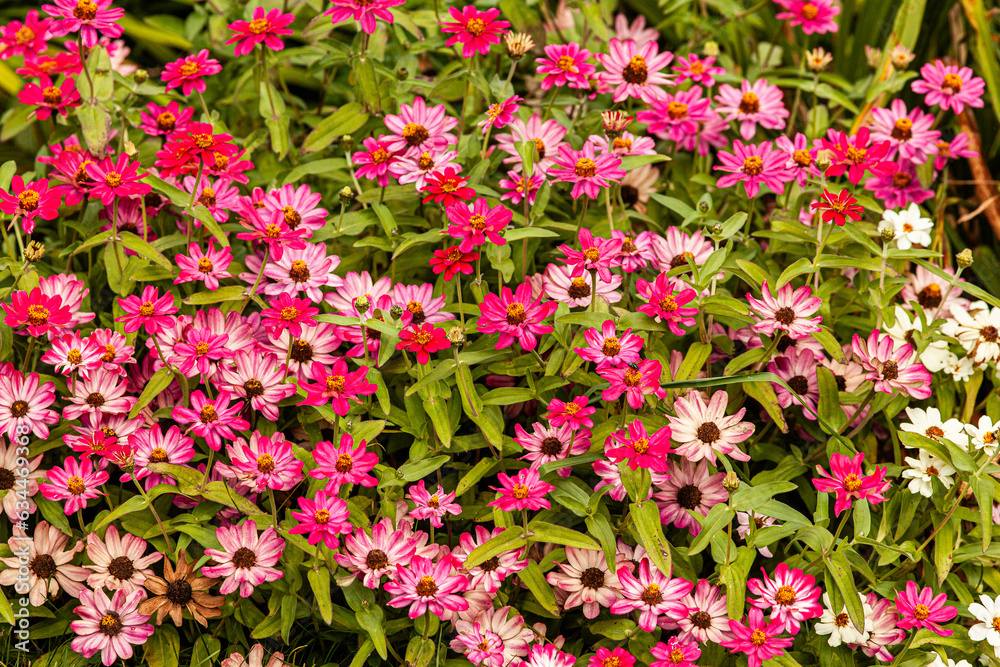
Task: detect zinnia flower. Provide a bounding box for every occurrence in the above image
[894,581,957,636]
[812,452,890,516]
[225,7,295,56]
[489,467,553,512]
[439,5,510,58]
[202,523,285,597]
[548,141,626,200]
[70,587,154,666]
[911,60,985,114]
[720,608,794,667]
[746,280,823,339]
[714,140,791,198]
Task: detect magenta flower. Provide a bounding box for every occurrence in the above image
[440,6,510,58]
[668,389,754,464]
[864,160,935,210]
[536,43,596,90]
[851,328,933,399]
[129,424,195,490]
[116,286,178,335]
[446,198,512,252]
[479,95,522,134]
[326,0,405,34]
[548,141,626,200]
[161,49,222,96]
[610,559,692,631]
[311,433,379,492]
[174,240,233,291]
[298,358,376,415]
[290,490,352,549]
[225,7,295,56]
[203,523,285,597]
[407,480,461,527]
[775,133,820,187]
[261,293,319,338]
[715,79,789,139]
[746,280,822,340]
[596,38,674,104]
[912,60,985,114]
[869,99,941,164]
[43,0,124,47]
[638,86,714,143]
[139,100,194,137]
[606,420,673,473]
[477,282,558,352]
[3,288,72,338]
[17,75,80,120]
[559,229,623,283]
[934,132,979,171]
[385,555,469,619]
[812,452,890,516]
[714,140,791,198]
[222,430,304,492]
[576,320,644,370]
[169,327,232,377]
[545,396,596,430]
[334,518,417,588]
[747,563,823,634]
[672,53,725,86]
[600,359,667,409]
[85,154,151,205]
[819,127,897,184]
[894,581,957,636]
[499,170,545,206]
[0,11,53,60]
[651,638,701,667]
[0,370,59,440]
[593,648,637,667]
[635,273,698,335]
[720,608,794,667]
[774,0,840,34]
[40,455,109,514]
[489,467,554,512]
[70,588,153,666]
[452,527,527,593]
[171,390,249,451]
[353,135,398,186]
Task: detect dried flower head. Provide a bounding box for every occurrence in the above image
[504,32,534,60]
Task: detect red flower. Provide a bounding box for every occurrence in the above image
[422,167,475,206]
[0,176,62,234]
[396,324,451,365]
[810,188,864,226]
[85,154,151,205]
[429,245,477,282]
[819,127,896,185]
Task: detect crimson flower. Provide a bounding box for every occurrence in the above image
[116,286,178,335]
[3,288,72,337]
[17,75,80,120]
[85,154,151,205]
[819,127,896,184]
[720,608,794,667]
[161,50,222,96]
[225,7,295,56]
[429,246,477,282]
[810,188,864,226]
[422,167,475,206]
[0,176,62,233]
[812,452,890,516]
[396,324,451,365]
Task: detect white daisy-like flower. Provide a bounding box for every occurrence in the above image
[919,342,956,373]
[899,406,968,448]
[814,593,874,647]
[901,450,955,497]
[945,354,975,383]
[966,416,1000,455]
[928,655,973,667]
[968,594,1000,652]
[878,203,933,250]
[883,306,952,370]
[942,304,1000,364]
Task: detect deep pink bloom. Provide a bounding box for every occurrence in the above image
[1,11,53,59]
[576,320,644,370]
[536,43,596,90]
[611,559,692,631]
[70,588,152,666]
[714,140,791,198]
[600,359,667,409]
[774,0,840,34]
[934,132,979,171]
[912,60,985,114]
[261,293,319,338]
[221,430,304,492]
[479,95,522,134]
[226,7,295,56]
[746,280,822,339]
[422,167,475,206]
[638,87,714,143]
[396,324,451,364]
[440,6,510,58]
[326,0,405,34]
[311,433,378,492]
[85,154,151,205]
[139,100,195,137]
[3,288,72,337]
[407,480,461,527]
[446,198,512,252]
[298,358,376,415]
[290,490,352,549]
[0,177,61,234]
[635,273,698,335]
[591,648,637,667]
[116,286,178,335]
[559,229,623,283]
[171,390,249,451]
[43,0,124,47]
[775,133,820,187]
[747,563,823,634]
[606,420,672,473]
[161,50,222,96]
[812,452,891,516]
[17,75,80,120]
[715,79,789,139]
[865,160,935,210]
[39,455,109,514]
[819,127,897,184]
[429,245,477,281]
[174,241,233,291]
[650,638,701,667]
[353,136,397,187]
[489,467,553,512]
[548,141,626,200]
[811,188,864,226]
[596,38,674,104]
[334,518,418,588]
[894,581,956,636]
[672,54,725,86]
[720,608,794,667]
[203,523,285,597]
[514,421,590,474]
[851,328,933,399]
[545,396,596,430]
[869,99,941,164]
[385,555,469,619]
[477,283,558,352]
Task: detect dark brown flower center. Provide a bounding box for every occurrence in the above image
[99,612,123,636]
[0,468,14,491]
[982,326,999,343]
[540,437,563,456]
[676,484,703,509]
[480,556,500,572]
[602,337,621,356]
[622,55,648,84]
[402,123,430,147]
[739,92,760,114]
[881,360,899,381]
[86,392,105,408]
[774,307,796,325]
[892,172,912,188]
[166,579,193,605]
[506,303,526,325]
[243,379,265,398]
[568,277,591,300]
[891,118,913,141]
[365,549,389,570]
[290,340,314,362]
[917,283,941,309]
[157,112,176,133]
[690,610,712,629]
[640,583,663,606]
[788,375,810,395]
[696,421,721,443]
[9,400,29,418]
[231,547,257,569]
[108,556,136,581]
[288,260,310,283]
[580,567,605,589]
[29,554,57,578]
[415,575,438,596]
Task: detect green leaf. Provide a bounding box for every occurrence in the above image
[775,257,814,289]
[118,231,171,269]
[129,368,173,418]
[357,607,387,659]
[398,455,449,482]
[730,482,797,511]
[302,103,369,153]
[404,637,435,667]
[516,562,559,615]
[586,513,619,573]
[590,619,637,640]
[743,380,789,433]
[816,366,848,433]
[687,504,736,556]
[528,521,600,550]
[464,526,527,569]
[973,475,995,553]
[630,501,673,575]
[76,104,112,157]
[143,625,180,667]
[826,551,864,630]
[455,459,498,496]
[308,568,334,625]
[182,286,247,305]
[349,640,375,667]
[353,57,382,113]
[189,636,221,667]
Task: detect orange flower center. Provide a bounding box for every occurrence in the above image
[575,158,597,178]
[739,92,760,114]
[743,156,764,176]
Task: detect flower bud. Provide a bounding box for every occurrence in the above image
[447,326,466,344]
[865,46,882,69]
[389,304,403,321]
[133,69,148,84]
[697,200,711,214]
[957,248,974,268]
[396,67,408,81]
[339,135,354,153]
[703,41,720,57]
[24,241,44,263]
[880,226,895,242]
[601,110,632,140]
[354,295,370,315]
[814,149,834,170]
[504,33,534,60]
[339,186,355,205]
[123,140,138,158]
[723,472,740,493]
[711,223,724,236]
[805,47,833,73]
[890,45,915,70]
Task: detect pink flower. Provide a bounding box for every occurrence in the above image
[672,54,725,86]
[635,273,698,335]
[865,160,935,209]
[853,592,905,660]
[774,0,840,34]
[116,286,178,335]
[638,87,714,143]
[714,140,791,198]
[654,459,727,535]
[543,265,622,309]
[499,171,545,206]
[596,38,674,104]
[720,608,794,667]
[221,430,304,492]
[477,282,558,352]
[546,546,622,618]
[514,421,590,473]
[496,114,568,173]
[851,328,933,399]
[385,555,469,619]
[430,245,478,281]
[63,368,136,420]
[70,588,153,666]
[548,141,626,200]
[747,563,823,633]
[297,358,377,415]
[934,132,978,171]
[894,581,956,636]
[607,420,672,473]
[261,293,319,338]
[225,7,295,56]
[489,467,553,512]
[545,396,596,430]
[41,333,103,378]
[85,154,151,205]
[668,389,754,464]
[869,99,941,164]
[84,524,161,593]
[746,280,822,339]
[559,229,623,283]
[715,79,789,139]
[353,136,397,186]
[601,359,667,409]
[591,648,636,667]
[39,455,109,514]
[129,424,195,490]
[384,96,458,157]
[611,559,693,631]
[576,320,644,370]
[452,526,527,592]
[446,198,512,252]
[0,11,53,59]
[536,43,596,90]
[17,74,81,120]
[525,646,577,667]
[667,578,734,643]
[175,240,233,290]
[819,127,897,184]
[775,133,820,186]
[812,452,890,516]
[333,518,417,588]
[203,523,285,597]
[44,0,124,47]
[480,95,522,134]
[290,490,352,549]
[326,0,405,34]
[440,6,510,59]
[407,480,461,527]
[169,327,232,377]
[171,390,249,451]
[311,433,379,492]
[769,348,820,417]
[0,370,59,439]
[389,147,461,190]
[0,176,61,233]
[161,50,222,96]
[912,60,985,114]
[139,100,194,137]
[3,287,72,337]
[650,638,701,667]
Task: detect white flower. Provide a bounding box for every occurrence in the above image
[814,593,874,647]
[883,306,954,371]
[968,594,1000,649]
[945,355,976,383]
[899,407,968,448]
[943,304,1000,364]
[878,203,933,250]
[966,416,1000,455]
[919,341,956,372]
[928,655,974,667]
[901,450,955,497]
